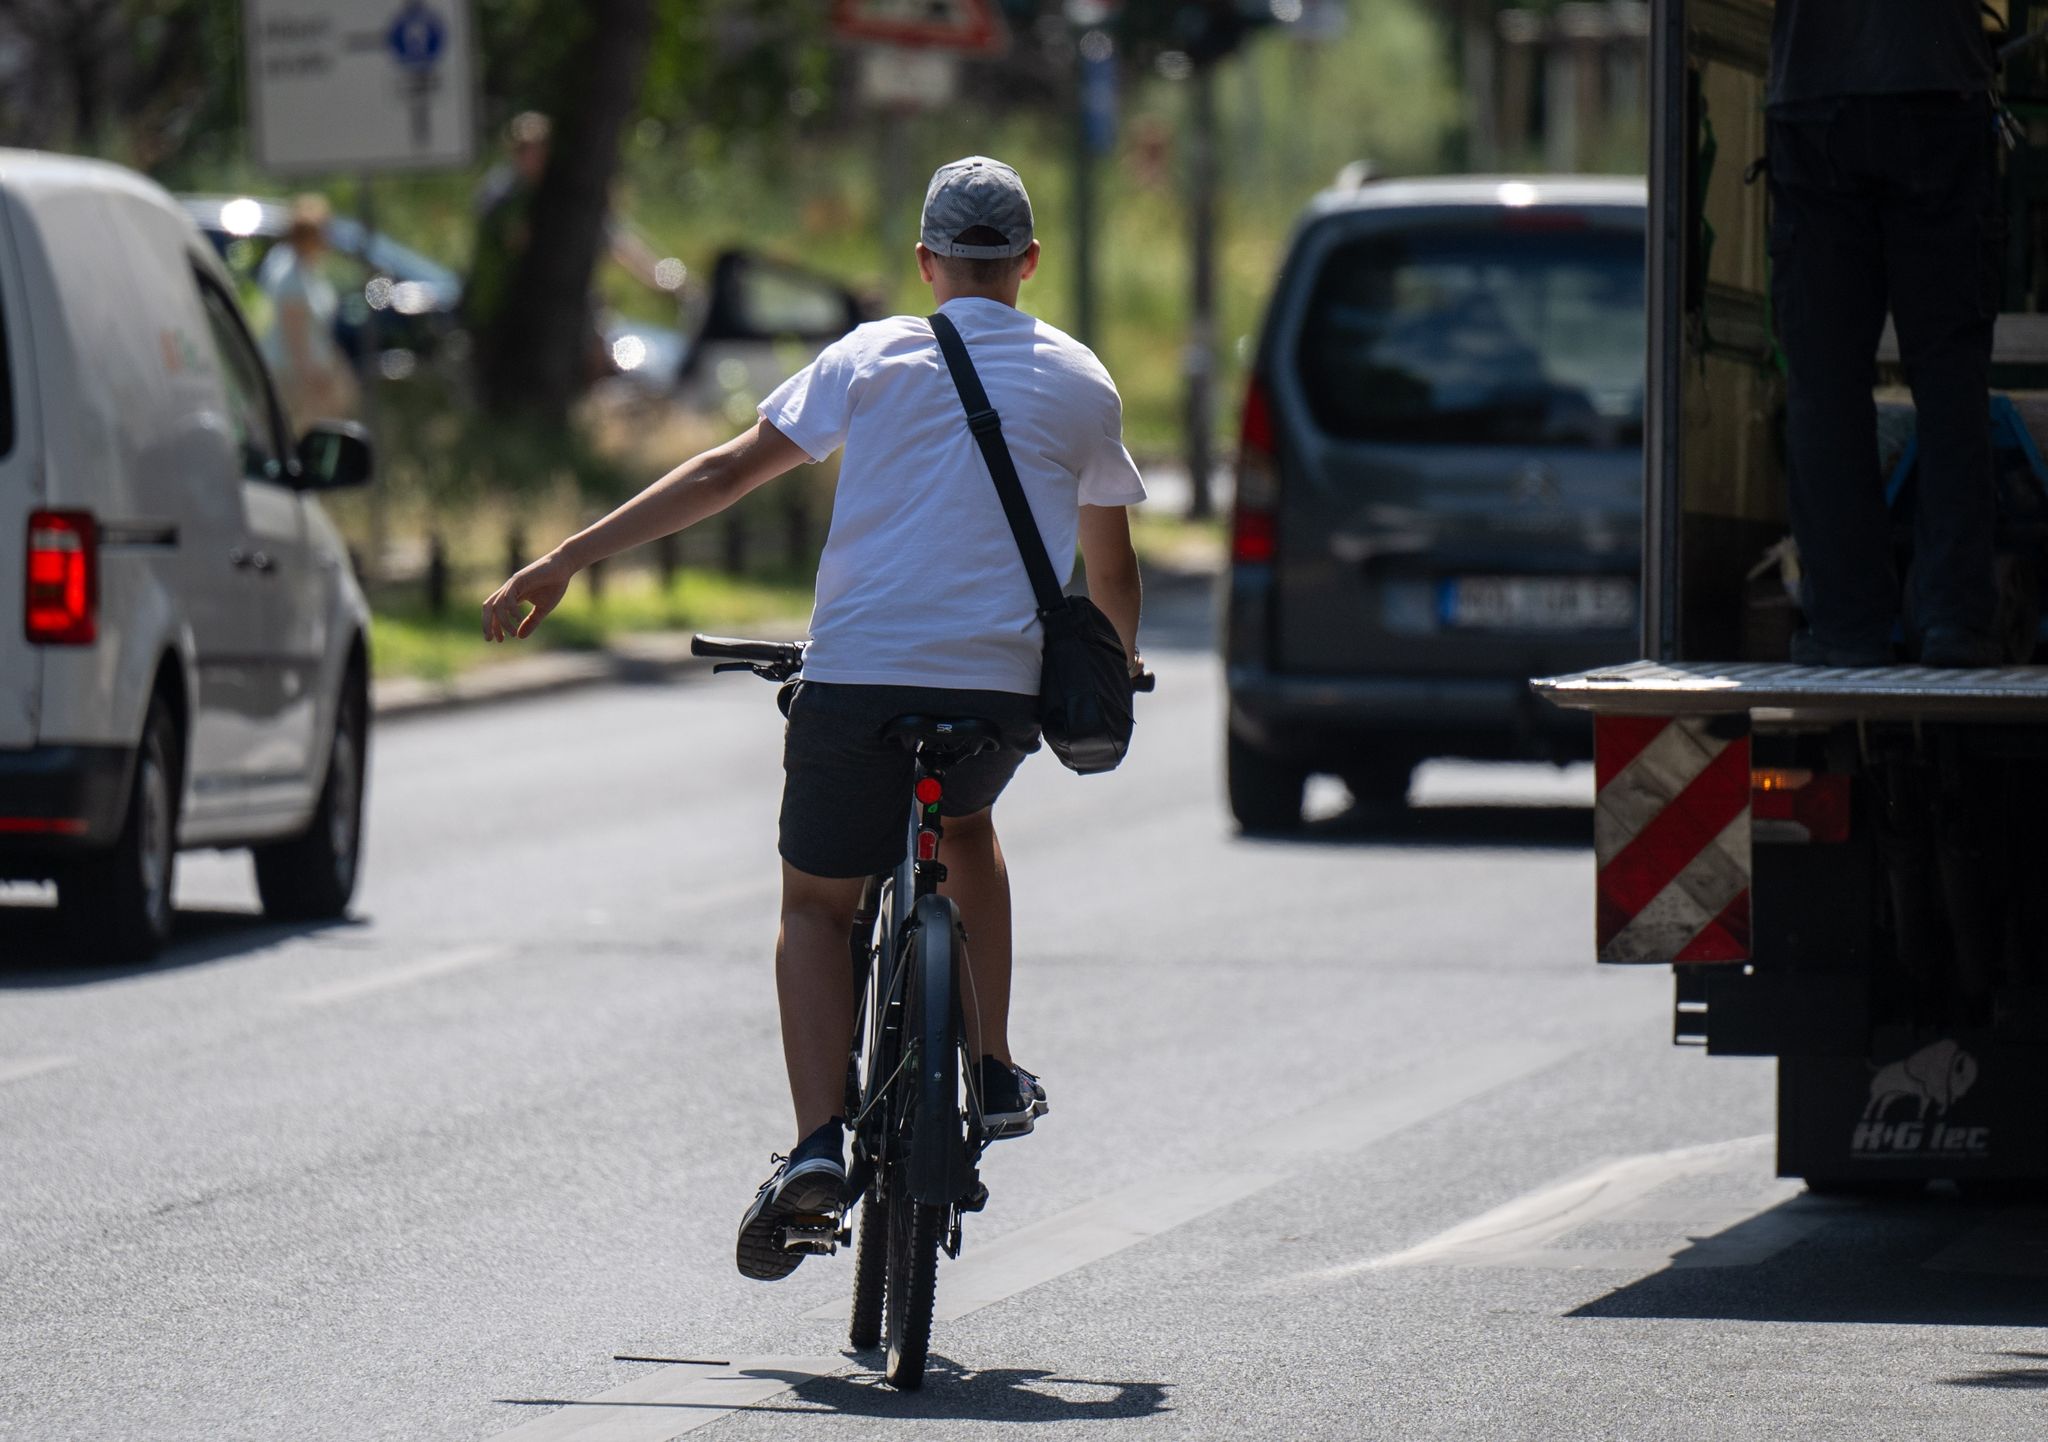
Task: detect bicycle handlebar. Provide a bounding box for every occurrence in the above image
[694,633,1159,694]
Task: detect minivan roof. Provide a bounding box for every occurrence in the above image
[0,147,185,215]
[1303,174,1646,221]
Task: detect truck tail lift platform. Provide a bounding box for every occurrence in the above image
[1534,0,2048,1193]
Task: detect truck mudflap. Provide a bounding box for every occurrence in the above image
[1594,713,1751,963]
[1781,1033,2048,1183]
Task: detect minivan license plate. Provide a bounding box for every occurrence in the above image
[1441,576,1634,630]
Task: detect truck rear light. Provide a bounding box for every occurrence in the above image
[1231,375,1278,564]
[25,510,97,645]
[1751,767,1852,844]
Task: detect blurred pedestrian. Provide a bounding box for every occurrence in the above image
[1769,1,2001,667]
[465,111,670,343]
[261,194,358,430]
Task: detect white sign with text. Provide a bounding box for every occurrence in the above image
[246,0,476,174]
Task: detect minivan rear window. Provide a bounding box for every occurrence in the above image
[1296,225,1644,449]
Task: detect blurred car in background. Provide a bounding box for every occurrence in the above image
[180,194,464,375]
[3,156,374,962]
[1224,174,1647,831]
[178,195,874,407]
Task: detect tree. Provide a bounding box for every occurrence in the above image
[477,0,654,424]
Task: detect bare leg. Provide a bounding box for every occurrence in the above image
[940,807,1012,1066]
[776,862,867,1139]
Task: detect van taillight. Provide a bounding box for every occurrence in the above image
[26,510,97,645]
[1232,376,1278,564]
[1752,767,1851,844]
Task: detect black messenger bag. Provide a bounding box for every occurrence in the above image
[929,312,1134,775]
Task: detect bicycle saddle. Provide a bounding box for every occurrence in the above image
[879,714,1004,757]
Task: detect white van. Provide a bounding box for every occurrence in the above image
[0,152,373,962]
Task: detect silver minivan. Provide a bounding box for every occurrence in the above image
[0,152,373,960]
[1224,175,1646,830]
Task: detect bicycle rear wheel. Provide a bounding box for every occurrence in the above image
[882,895,968,1390]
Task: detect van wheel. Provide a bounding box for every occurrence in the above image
[255,680,366,921]
[1227,731,1306,833]
[59,696,180,964]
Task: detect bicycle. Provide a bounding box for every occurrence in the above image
[692,632,1150,1390]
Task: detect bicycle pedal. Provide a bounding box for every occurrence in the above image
[776,1213,850,1255]
[958,1182,989,1214]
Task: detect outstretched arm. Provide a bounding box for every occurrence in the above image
[1078,503,1143,669]
[483,418,809,641]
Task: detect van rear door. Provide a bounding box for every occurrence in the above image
[1271,211,1645,677]
[0,195,39,750]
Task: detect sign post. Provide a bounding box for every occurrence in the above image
[244,1,478,584]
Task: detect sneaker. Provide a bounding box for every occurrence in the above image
[1919,625,2003,669]
[1789,630,1893,668]
[978,1057,1048,1140]
[735,1119,846,1282]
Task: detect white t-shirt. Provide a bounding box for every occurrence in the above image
[758,295,1146,694]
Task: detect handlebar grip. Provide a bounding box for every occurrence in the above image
[1132,671,1157,693]
[691,634,804,664]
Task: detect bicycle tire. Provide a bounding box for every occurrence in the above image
[883,1192,945,1389]
[848,1188,889,1350]
[883,897,967,1389]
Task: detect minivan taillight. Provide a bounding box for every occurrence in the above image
[26,510,97,645]
[1231,375,1278,564]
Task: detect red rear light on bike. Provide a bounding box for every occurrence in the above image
[26,510,97,645]
[915,777,942,806]
[917,829,938,861]
[1752,767,1852,844]
[1231,376,1278,565]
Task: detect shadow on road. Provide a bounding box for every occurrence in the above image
[1943,1352,2048,1389]
[0,902,357,986]
[1570,1193,2048,1329]
[1244,802,1593,851]
[498,1357,1169,1427]
[779,1357,1170,1422]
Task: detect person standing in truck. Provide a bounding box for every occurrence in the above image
[1768,1,2002,668]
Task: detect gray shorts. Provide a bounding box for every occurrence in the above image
[778,681,1042,879]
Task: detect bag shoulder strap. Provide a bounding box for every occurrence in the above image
[929,311,1065,614]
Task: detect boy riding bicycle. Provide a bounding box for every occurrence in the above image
[483,157,1146,1278]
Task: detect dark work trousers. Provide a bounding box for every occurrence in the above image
[1767,92,2000,648]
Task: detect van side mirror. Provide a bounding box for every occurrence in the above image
[296,421,373,491]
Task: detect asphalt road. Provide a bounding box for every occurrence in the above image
[4,599,2046,1440]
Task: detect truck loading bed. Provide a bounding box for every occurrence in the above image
[1533,660,2048,722]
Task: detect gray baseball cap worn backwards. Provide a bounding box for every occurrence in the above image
[921,156,1034,258]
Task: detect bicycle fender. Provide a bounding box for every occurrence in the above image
[909,893,971,1207]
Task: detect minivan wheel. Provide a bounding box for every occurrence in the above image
[58,695,181,964]
[1227,731,1307,834]
[255,679,366,921]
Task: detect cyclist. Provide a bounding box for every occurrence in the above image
[482,156,1147,1280]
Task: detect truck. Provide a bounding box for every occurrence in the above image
[1532,0,2048,1192]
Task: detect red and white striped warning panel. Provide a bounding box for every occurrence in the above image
[1593,714,1751,964]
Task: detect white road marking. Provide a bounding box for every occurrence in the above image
[1253,1039,1578,1163]
[0,1054,74,1086]
[292,944,506,1006]
[1925,1210,2048,1277]
[489,1355,845,1441]
[1347,1134,1811,1274]
[800,1170,1281,1325]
